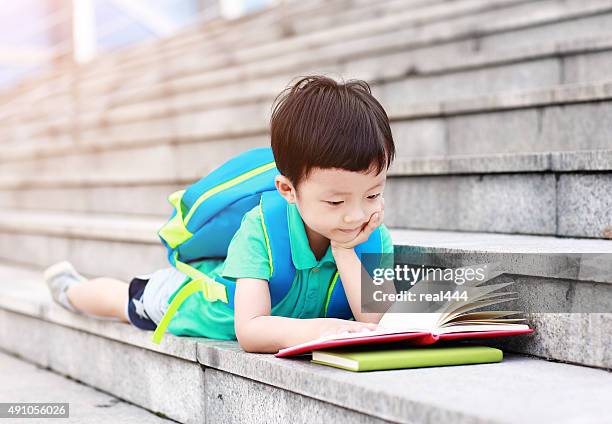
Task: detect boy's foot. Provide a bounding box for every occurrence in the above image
[43,261,87,313]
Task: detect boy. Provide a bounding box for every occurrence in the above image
[44,75,396,353]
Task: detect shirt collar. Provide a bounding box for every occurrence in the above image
[287,202,336,270]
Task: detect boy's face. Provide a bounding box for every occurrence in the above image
[275,166,386,246]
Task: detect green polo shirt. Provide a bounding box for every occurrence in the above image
[165,202,394,340]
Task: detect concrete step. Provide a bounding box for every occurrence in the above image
[62,0,612,112]
[83,0,428,72]
[0,215,610,368]
[76,0,602,97]
[384,150,612,238]
[10,28,612,145]
[77,0,526,90]
[70,13,612,126]
[3,80,612,168]
[0,150,610,238]
[35,34,612,153]
[120,0,444,66]
[77,34,612,130]
[0,0,570,126]
[0,0,483,125]
[0,262,611,424]
[0,177,185,218]
[282,0,445,36]
[0,0,601,132]
[0,210,167,280]
[0,349,174,423]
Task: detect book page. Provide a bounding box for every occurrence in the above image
[378,262,521,331]
[449,311,523,322]
[434,323,530,334]
[438,296,519,326]
[437,286,518,325]
[378,311,440,331]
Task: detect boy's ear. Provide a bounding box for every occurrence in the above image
[274,175,296,204]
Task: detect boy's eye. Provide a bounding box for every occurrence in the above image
[325,193,381,206]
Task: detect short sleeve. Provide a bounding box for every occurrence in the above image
[220,205,272,281]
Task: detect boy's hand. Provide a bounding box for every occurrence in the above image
[330,197,385,252]
[319,318,379,338]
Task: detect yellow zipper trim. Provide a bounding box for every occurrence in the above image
[258,195,274,277]
[184,161,276,225]
[324,271,340,317]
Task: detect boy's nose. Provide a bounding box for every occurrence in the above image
[343,211,366,225]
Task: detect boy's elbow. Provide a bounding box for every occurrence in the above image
[235,325,254,352]
[236,332,258,353]
[235,318,263,353]
[237,332,271,353]
[235,317,278,353]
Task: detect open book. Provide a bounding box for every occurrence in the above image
[276,263,533,357]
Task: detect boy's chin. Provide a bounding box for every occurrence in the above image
[330,228,359,241]
[336,227,359,235]
[318,228,357,244]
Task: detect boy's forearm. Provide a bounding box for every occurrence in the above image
[237,315,329,353]
[332,247,395,324]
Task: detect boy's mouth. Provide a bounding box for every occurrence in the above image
[338,227,359,233]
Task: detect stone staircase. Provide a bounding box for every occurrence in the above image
[0,0,611,422]
[0,348,173,422]
[1,260,611,423]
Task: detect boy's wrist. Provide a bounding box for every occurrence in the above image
[330,243,354,258]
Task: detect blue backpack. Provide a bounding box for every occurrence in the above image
[151,147,384,344]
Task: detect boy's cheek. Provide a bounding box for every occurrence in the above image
[371,201,384,219]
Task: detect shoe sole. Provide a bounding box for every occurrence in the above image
[43,261,87,283]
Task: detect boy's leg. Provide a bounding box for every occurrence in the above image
[44,261,130,322]
[66,277,130,322]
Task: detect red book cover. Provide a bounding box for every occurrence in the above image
[275,328,534,357]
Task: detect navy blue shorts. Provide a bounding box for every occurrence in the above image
[126,276,158,331]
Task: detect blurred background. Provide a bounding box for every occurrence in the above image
[0,0,272,86]
[0,1,611,421]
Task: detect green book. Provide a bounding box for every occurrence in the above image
[311,345,503,372]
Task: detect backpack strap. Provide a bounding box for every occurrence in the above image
[151,251,229,344]
[206,189,297,311]
[260,190,296,306]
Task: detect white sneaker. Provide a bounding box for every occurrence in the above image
[43,261,87,313]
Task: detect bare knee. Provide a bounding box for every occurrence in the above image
[88,277,129,286]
